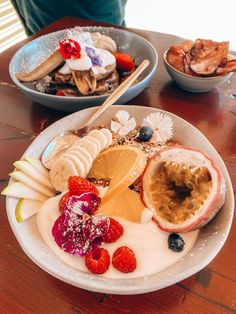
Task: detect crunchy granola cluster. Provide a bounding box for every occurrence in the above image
[111,128,177,159]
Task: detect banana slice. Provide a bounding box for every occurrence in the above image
[99,128,113,148]
[87,129,107,150]
[72,69,96,95]
[67,145,93,165]
[76,138,98,159]
[16,49,63,82]
[49,156,78,192]
[62,152,86,178]
[85,135,102,153]
[66,149,91,174]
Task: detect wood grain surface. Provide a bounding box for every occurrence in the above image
[0,17,235,314]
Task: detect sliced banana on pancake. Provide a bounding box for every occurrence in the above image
[16,49,64,82]
[72,69,97,95]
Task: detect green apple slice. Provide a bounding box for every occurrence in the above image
[16,198,43,222]
[13,160,54,190]
[9,171,55,197]
[24,157,50,179]
[1,182,47,201]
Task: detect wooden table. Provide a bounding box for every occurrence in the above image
[0,17,235,314]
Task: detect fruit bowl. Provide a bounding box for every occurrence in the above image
[9,27,158,112]
[5,105,234,294]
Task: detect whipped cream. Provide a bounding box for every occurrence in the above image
[69,32,95,47]
[36,195,199,279]
[66,55,93,71]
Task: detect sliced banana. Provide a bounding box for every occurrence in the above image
[66,149,91,174]
[76,138,98,159]
[67,145,93,166]
[49,156,78,192]
[85,135,102,152]
[62,152,86,178]
[88,129,107,150]
[16,49,63,82]
[99,128,113,147]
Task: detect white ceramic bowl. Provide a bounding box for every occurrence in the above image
[5,105,234,294]
[9,27,158,112]
[163,50,232,92]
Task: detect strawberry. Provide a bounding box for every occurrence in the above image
[56,89,66,96]
[58,191,72,213]
[68,176,99,196]
[114,52,135,72]
[103,218,124,243]
[112,246,137,273]
[85,248,110,274]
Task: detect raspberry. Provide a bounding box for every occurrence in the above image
[112,246,137,273]
[85,248,110,274]
[68,176,99,196]
[103,218,124,243]
[58,191,72,213]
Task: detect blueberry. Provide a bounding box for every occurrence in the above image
[168,233,185,252]
[137,127,153,142]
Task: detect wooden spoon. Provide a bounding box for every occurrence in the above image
[41,59,150,168]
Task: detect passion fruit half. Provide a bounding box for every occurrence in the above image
[141,146,226,232]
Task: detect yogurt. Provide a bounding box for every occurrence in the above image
[36,195,199,279]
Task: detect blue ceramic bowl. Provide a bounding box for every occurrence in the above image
[9,27,158,112]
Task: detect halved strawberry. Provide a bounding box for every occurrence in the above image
[68,176,99,196]
[114,52,135,72]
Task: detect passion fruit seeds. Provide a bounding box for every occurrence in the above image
[142,146,226,232]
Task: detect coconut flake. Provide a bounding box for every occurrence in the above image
[142,112,173,144]
[110,110,136,136]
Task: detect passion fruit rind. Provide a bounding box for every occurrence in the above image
[141,145,226,232]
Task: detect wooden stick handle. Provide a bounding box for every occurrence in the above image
[85,59,150,128]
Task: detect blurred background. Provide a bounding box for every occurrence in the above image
[126,0,235,50]
[1,0,235,53]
